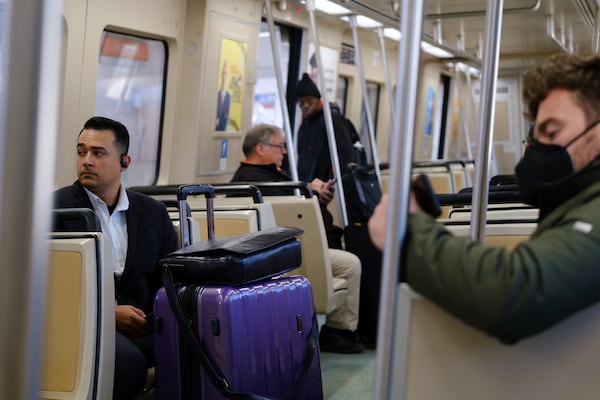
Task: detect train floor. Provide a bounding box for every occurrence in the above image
[320,346,375,399]
[135,314,376,399]
[318,314,376,399]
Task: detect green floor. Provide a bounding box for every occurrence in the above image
[317,314,376,399]
[320,348,376,399]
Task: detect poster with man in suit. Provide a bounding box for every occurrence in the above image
[215,38,247,132]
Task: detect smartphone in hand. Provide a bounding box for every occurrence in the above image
[411,174,442,218]
[145,312,154,324]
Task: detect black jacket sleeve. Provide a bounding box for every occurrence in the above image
[332,111,357,172]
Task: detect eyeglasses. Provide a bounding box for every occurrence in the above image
[266,143,287,151]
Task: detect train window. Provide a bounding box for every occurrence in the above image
[335,76,348,115]
[359,81,380,163]
[94,31,167,187]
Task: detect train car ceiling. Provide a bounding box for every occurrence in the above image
[316,0,597,71]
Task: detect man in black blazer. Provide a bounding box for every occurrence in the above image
[54,116,177,400]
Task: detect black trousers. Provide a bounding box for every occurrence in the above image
[113,332,154,400]
[344,223,383,345]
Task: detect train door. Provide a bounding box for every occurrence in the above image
[472,78,524,175]
[414,63,448,162]
[444,63,479,162]
[359,81,380,165]
[252,21,302,128]
[252,19,303,173]
[336,76,349,114]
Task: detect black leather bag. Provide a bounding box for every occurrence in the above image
[342,164,382,224]
[160,226,303,285]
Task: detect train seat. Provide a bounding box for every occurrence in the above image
[446,206,539,222]
[380,169,390,193]
[413,171,453,218]
[447,162,467,192]
[264,195,348,315]
[394,283,600,399]
[191,205,276,239]
[130,185,276,241]
[464,161,476,187]
[38,233,114,400]
[174,192,276,239]
[412,171,453,194]
[164,200,276,242]
[168,213,202,244]
[444,221,536,250]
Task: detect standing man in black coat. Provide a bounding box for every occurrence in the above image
[296,73,356,189]
[54,116,177,400]
[295,73,356,248]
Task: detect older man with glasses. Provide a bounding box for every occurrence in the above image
[231,123,365,353]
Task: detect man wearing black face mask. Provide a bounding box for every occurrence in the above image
[367,53,600,344]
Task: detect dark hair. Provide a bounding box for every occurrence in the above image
[242,124,282,157]
[79,116,130,154]
[523,53,600,124]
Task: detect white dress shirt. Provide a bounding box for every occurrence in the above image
[84,184,129,276]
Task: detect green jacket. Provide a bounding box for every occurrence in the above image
[405,165,600,343]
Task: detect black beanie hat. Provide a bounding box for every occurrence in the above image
[296,73,321,98]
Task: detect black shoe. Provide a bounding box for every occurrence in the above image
[357,331,376,350]
[319,326,365,354]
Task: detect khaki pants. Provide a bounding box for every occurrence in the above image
[325,248,361,331]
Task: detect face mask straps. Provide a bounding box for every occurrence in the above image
[565,119,600,149]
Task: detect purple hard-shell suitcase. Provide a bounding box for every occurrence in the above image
[153,184,323,399]
[153,275,323,399]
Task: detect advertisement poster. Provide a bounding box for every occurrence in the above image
[219,139,228,170]
[215,38,247,132]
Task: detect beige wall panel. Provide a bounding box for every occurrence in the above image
[56,0,88,188]
[170,1,261,184]
[58,0,186,187]
[493,101,510,142]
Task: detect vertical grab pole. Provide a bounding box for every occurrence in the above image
[469,0,504,242]
[454,65,474,160]
[264,0,299,181]
[0,0,62,398]
[373,0,425,399]
[306,0,349,227]
[348,16,382,185]
[376,26,397,134]
[464,70,476,161]
[592,5,600,53]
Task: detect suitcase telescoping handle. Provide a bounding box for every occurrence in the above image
[177,184,215,247]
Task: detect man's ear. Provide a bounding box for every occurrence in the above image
[255,143,266,156]
[568,123,600,172]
